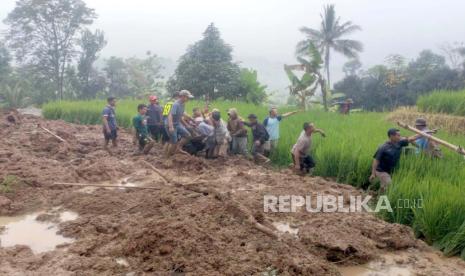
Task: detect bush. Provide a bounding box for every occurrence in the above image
[417,90,465,116]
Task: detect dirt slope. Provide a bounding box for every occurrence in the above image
[0,112,464,275]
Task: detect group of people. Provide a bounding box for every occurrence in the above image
[101,90,440,192]
[101,90,321,170]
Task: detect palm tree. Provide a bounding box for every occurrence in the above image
[297,4,363,89]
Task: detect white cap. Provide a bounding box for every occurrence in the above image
[179,90,194,98]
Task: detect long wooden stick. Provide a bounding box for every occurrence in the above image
[52,182,161,190]
[397,122,465,155]
[142,160,170,184]
[38,124,67,143]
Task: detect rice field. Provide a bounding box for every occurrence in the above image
[43,99,465,259]
[417,90,465,116]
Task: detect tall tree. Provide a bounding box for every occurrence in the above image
[342,59,362,77]
[125,51,164,96]
[4,0,96,100]
[238,68,268,105]
[297,4,363,89]
[0,43,11,82]
[167,23,241,100]
[77,29,107,99]
[104,57,130,98]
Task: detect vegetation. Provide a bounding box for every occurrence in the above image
[417,90,465,116]
[4,0,97,100]
[167,23,269,103]
[0,175,20,194]
[43,98,465,259]
[387,107,465,135]
[335,50,465,111]
[297,4,363,90]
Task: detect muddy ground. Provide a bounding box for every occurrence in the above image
[0,111,464,275]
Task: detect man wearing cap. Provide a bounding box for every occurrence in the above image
[147,95,163,142]
[102,97,118,150]
[263,107,300,156]
[246,114,270,163]
[369,128,419,192]
[413,118,442,158]
[165,90,194,156]
[291,122,326,174]
[227,108,248,156]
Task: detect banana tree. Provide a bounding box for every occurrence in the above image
[284,66,318,110]
[285,43,330,110]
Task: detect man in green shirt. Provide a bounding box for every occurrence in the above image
[133,104,154,154]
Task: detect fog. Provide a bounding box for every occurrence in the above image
[1,0,465,99]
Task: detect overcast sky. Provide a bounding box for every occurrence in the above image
[1,0,465,96]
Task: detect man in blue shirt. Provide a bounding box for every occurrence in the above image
[263,107,299,156]
[165,90,194,156]
[102,97,118,150]
[413,118,442,158]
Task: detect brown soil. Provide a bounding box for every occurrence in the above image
[1,112,464,275]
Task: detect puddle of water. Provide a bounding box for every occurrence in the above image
[338,265,410,276]
[0,211,77,254]
[116,257,130,267]
[272,222,299,237]
[60,211,78,222]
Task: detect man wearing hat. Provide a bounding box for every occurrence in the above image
[413,118,441,158]
[369,128,419,193]
[263,107,300,156]
[147,95,163,142]
[165,90,194,156]
[246,114,270,163]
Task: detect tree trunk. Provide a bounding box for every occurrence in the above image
[323,47,330,111]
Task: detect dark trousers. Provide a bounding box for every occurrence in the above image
[148,125,163,142]
[138,135,147,151]
[292,154,315,173]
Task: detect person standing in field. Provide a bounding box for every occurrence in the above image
[146,95,163,142]
[246,114,270,164]
[102,97,118,150]
[227,108,248,156]
[369,128,419,193]
[165,90,194,156]
[263,107,300,156]
[412,118,442,158]
[133,104,154,154]
[291,122,326,174]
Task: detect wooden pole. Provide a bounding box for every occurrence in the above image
[38,124,67,143]
[52,182,161,190]
[397,121,465,156]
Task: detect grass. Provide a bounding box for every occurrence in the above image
[43,99,465,259]
[417,90,465,116]
[0,175,20,194]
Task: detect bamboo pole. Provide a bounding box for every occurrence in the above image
[37,124,67,143]
[52,182,161,190]
[397,121,465,156]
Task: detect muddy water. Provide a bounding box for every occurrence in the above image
[337,250,465,276]
[0,211,77,254]
[338,264,410,276]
